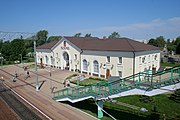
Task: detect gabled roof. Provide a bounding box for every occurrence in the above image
[37,36,160,52]
[36,40,59,49]
[64,37,159,52]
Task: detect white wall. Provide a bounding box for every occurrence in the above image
[36,39,160,78]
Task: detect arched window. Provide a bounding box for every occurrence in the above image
[83,59,88,71]
[51,56,54,65]
[64,41,66,47]
[45,55,49,64]
[93,60,99,73]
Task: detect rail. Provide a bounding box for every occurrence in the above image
[52,66,180,101]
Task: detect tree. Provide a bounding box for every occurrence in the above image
[156,36,166,48]
[24,39,34,53]
[174,37,180,54]
[147,36,165,49]
[1,41,11,61]
[108,32,120,38]
[10,39,26,61]
[84,33,91,37]
[74,33,81,37]
[0,40,3,53]
[148,38,156,46]
[166,37,180,54]
[176,42,180,54]
[36,30,48,46]
[47,36,61,43]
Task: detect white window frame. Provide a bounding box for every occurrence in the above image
[93,60,99,73]
[118,71,122,78]
[139,57,141,64]
[107,56,110,63]
[51,56,54,65]
[64,41,66,47]
[118,57,122,64]
[74,54,77,60]
[45,55,49,64]
[83,59,88,71]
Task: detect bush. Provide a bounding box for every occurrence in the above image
[169,89,180,102]
[89,77,105,81]
[66,74,79,79]
[139,95,154,103]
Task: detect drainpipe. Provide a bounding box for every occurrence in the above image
[79,50,83,73]
[132,51,135,82]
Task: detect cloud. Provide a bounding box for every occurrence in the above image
[77,17,180,41]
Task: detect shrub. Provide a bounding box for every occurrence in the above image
[169,89,180,102]
[139,95,154,103]
[66,74,79,79]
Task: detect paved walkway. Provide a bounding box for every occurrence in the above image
[0,63,97,120]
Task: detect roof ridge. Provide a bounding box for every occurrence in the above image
[126,38,136,51]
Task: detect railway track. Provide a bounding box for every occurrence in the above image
[0,80,42,120]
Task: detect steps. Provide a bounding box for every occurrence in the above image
[53,66,180,103]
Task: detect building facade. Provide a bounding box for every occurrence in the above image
[36,37,160,78]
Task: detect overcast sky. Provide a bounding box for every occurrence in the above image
[0,0,180,41]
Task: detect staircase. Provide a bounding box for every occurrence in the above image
[52,66,180,103]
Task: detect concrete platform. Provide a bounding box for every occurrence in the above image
[0,63,97,120]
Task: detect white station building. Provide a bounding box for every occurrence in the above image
[36,37,160,78]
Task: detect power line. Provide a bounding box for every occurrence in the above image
[0,31,35,41]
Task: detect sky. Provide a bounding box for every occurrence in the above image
[0,0,180,41]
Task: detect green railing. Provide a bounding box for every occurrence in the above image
[53,66,180,101]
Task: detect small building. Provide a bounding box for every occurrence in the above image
[36,37,160,78]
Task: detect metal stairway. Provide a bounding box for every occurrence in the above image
[52,66,180,103]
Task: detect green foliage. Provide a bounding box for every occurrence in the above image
[139,95,154,103]
[24,39,34,53]
[65,74,79,79]
[166,36,180,54]
[47,36,61,43]
[70,76,106,86]
[176,42,180,54]
[169,89,180,102]
[148,36,166,49]
[108,32,120,38]
[11,39,26,61]
[36,30,48,46]
[74,33,81,37]
[1,39,26,61]
[84,33,92,37]
[161,61,179,67]
[0,40,3,52]
[66,94,180,120]
[89,77,105,81]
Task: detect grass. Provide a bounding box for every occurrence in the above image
[161,62,180,67]
[70,77,107,86]
[62,94,180,120]
[65,74,79,79]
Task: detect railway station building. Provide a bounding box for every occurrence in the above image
[36,36,160,78]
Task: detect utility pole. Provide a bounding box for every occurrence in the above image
[19,54,22,64]
[34,40,39,91]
